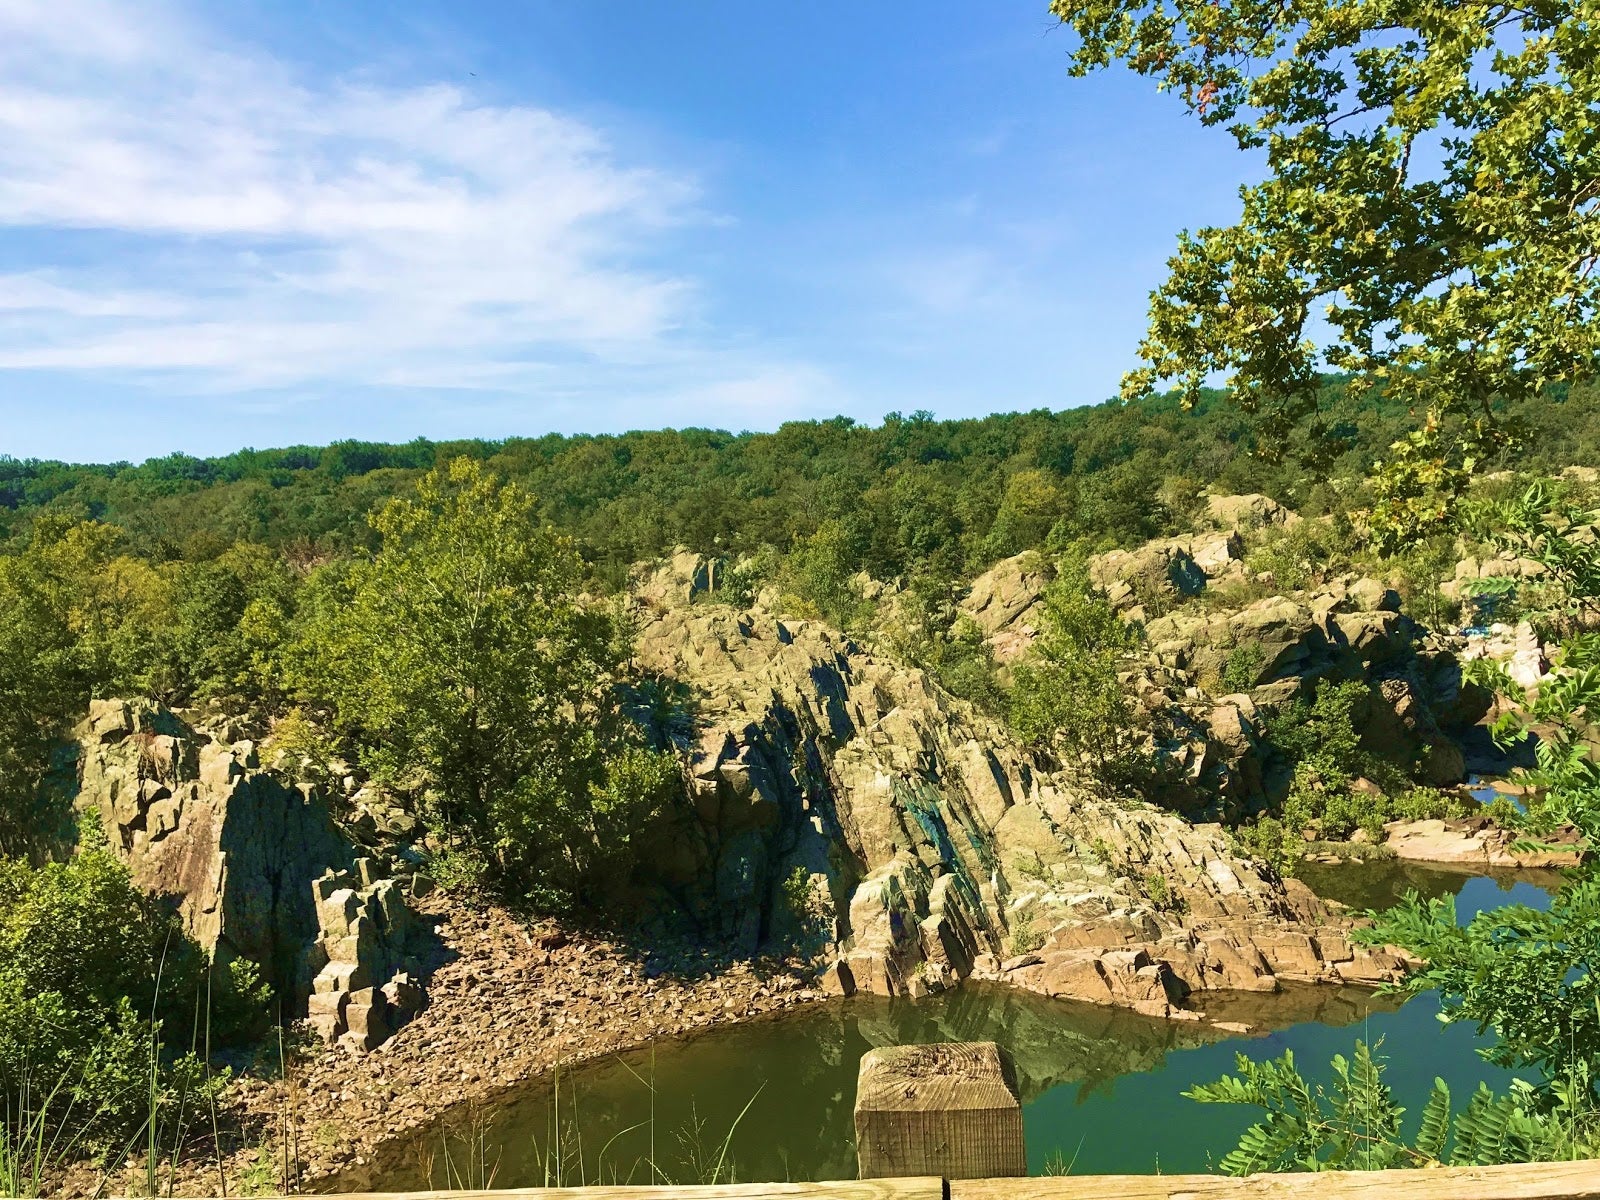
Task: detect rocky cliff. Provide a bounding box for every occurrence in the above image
[627,555,1408,1019]
[69,501,1518,1040]
[72,699,431,1049]
[960,495,1495,815]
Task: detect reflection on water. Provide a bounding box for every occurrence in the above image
[349,871,1559,1189]
[1297,858,1562,916]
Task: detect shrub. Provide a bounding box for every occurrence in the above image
[0,850,268,1151]
[1244,520,1352,592]
[1231,815,1297,877]
[1220,642,1266,693]
[294,459,679,910]
[1236,684,1479,869]
[1009,549,1151,790]
[1190,1039,1597,1172]
[779,865,831,957]
[264,706,340,786]
[1391,787,1472,824]
[1007,908,1045,956]
[1143,872,1189,915]
[875,575,1002,711]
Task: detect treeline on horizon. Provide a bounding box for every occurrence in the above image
[5,376,1599,586]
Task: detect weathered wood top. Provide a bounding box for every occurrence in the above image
[856,1042,1020,1114]
[308,1183,942,1200]
[949,1160,1600,1199]
[110,1160,1600,1200]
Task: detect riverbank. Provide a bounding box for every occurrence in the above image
[67,894,828,1197]
[336,869,1562,1187]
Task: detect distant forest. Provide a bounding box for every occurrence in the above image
[6,377,1599,586]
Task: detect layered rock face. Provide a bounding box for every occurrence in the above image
[306,861,429,1050]
[76,699,353,991]
[629,564,1405,1018]
[73,699,428,1047]
[961,500,1492,815]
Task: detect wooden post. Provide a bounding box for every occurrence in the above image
[854,1041,1025,1181]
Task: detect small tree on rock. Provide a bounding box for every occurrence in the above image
[1009,550,1148,789]
[300,458,676,909]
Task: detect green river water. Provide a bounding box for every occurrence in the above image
[365,865,1557,1188]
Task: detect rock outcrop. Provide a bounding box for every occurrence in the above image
[1384,816,1586,869]
[306,861,430,1051]
[961,552,1053,664]
[628,565,1407,1017]
[73,699,429,1050]
[1460,621,1550,692]
[1204,492,1300,532]
[962,534,1490,813]
[75,699,353,991]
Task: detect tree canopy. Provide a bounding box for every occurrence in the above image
[1052,0,1600,546]
[296,458,676,907]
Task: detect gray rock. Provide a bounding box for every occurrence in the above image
[75,700,352,994]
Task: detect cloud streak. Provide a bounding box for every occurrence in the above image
[0,0,830,429]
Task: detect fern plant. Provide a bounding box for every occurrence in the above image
[1186,1040,1593,1174]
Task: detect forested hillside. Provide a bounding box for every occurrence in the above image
[8,379,1600,586]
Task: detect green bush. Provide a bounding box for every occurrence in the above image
[1007,908,1045,956]
[1190,1039,1597,1173]
[0,850,268,1151]
[1220,642,1266,693]
[1009,548,1151,790]
[877,574,1002,711]
[1143,872,1188,915]
[1232,683,1485,870]
[1244,520,1353,592]
[1391,787,1473,824]
[778,865,831,958]
[293,459,679,911]
[1231,814,1297,877]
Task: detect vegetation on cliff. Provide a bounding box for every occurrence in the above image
[292,458,678,908]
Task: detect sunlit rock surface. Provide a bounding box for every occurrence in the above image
[628,556,1408,1016]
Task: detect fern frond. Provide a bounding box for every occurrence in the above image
[1414,1079,1451,1164]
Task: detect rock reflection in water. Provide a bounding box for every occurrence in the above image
[352,981,1400,1191]
[1297,858,1563,915]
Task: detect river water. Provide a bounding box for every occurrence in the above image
[363,866,1557,1188]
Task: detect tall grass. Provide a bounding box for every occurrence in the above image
[0,957,250,1200]
[1,1075,81,1200]
[417,1055,766,1191]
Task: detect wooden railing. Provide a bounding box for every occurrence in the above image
[252,1161,1600,1200]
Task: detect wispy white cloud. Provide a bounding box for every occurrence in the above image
[0,0,832,423]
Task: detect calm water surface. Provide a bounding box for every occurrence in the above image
[360,868,1557,1188]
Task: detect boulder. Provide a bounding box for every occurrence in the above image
[1460,621,1548,692]
[1346,578,1401,613]
[1090,540,1209,612]
[1204,493,1299,531]
[631,548,728,608]
[75,700,352,993]
[962,554,1052,640]
[1384,817,1585,869]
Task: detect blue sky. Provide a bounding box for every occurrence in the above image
[0,0,1260,462]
